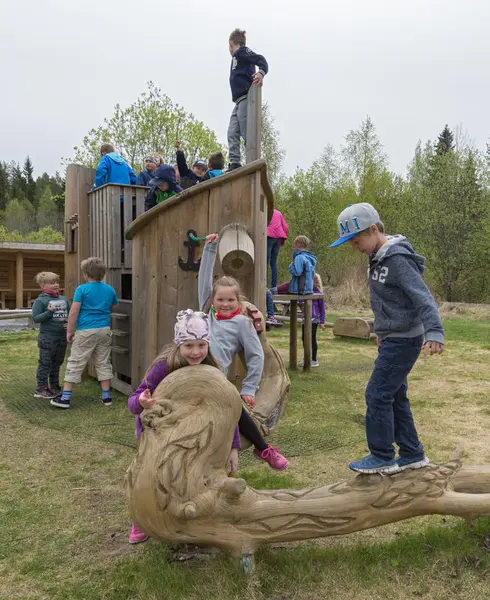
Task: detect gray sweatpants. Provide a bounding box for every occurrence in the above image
[36,331,67,391]
[227,98,247,166]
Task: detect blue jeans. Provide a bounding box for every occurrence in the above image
[266,289,274,318]
[365,336,425,461]
[267,237,282,289]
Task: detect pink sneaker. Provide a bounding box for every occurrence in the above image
[129,522,149,545]
[254,444,289,471]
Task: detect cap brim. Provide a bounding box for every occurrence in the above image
[149,178,163,186]
[329,231,360,248]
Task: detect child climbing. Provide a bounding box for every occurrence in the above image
[330,202,444,474]
[288,235,317,294]
[227,28,268,171]
[175,141,226,188]
[299,273,325,368]
[135,153,162,186]
[199,234,288,471]
[127,309,241,544]
[267,209,289,293]
[52,257,118,409]
[31,272,70,399]
[144,164,183,211]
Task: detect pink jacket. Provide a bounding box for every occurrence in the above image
[267,209,289,242]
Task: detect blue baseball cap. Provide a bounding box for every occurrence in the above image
[330,203,380,248]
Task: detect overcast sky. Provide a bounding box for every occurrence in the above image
[1,0,488,179]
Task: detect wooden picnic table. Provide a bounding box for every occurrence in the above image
[272,293,325,372]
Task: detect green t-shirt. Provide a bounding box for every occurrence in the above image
[31,293,70,334]
[155,189,177,204]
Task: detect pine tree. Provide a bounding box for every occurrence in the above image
[10,163,26,201]
[23,156,36,205]
[0,161,10,211]
[436,125,454,155]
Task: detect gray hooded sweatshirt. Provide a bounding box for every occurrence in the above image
[198,241,264,396]
[368,235,444,344]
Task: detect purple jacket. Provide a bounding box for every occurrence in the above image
[128,359,241,449]
[300,287,325,324]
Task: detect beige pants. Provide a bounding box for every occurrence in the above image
[64,327,113,383]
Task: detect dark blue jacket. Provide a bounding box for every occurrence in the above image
[135,169,154,187]
[230,46,268,102]
[144,164,183,212]
[94,152,136,188]
[176,150,205,187]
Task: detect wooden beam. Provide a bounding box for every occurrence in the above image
[303,300,312,372]
[289,299,298,370]
[15,252,23,308]
[245,84,262,164]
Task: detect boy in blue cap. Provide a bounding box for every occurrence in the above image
[144,164,183,211]
[330,203,444,474]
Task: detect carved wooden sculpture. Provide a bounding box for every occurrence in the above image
[125,365,490,564]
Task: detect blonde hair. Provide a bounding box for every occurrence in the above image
[294,235,311,249]
[212,276,250,311]
[144,343,219,384]
[81,257,106,281]
[313,272,323,292]
[35,272,59,287]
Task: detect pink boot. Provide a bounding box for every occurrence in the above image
[254,444,289,471]
[129,522,149,545]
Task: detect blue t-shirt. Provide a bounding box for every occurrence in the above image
[73,282,118,330]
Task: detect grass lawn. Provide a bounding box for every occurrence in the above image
[0,313,489,600]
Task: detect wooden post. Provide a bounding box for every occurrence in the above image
[289,299,298,370]
[15,252,23,308]
[64,164,95,300]
[303,300,312,372]
[245,84,262,164]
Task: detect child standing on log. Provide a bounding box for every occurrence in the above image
[127,309,241,544]
[227,29,268,171]
[330,203,444,474]
[199,234,288,471]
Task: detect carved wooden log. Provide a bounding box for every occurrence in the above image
[125,366,490,558]
[218,223,255,278]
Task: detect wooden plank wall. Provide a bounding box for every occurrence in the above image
[131,171,269,386]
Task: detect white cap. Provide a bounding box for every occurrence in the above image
[330,203,380,248]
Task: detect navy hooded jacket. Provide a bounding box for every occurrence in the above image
[230,46,268,102]
[144,164,183,211]
[94,152,136,188]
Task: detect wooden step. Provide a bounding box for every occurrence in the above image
[111,312,129,320]
[111,345,129,355]
[111,329,129,337]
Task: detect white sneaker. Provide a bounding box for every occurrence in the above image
[312,360,320,367]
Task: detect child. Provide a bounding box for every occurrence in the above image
[51,257,118,409]
[176,141,226,188]
[127,309,241,544]
[227,29,268,170]
[265,288,283,328]
[267,209,289,293]
[31,272,70,399]
[288,236,317,295]
[175,140,208,189]
[199,234,288,471]
[135,153,162,187]
[330,202,444,474]
[299,273,325,368]
[144,164,183,211]
[94,143,136,188]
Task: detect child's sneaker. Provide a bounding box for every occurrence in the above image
[34,387,55,399]
[50,398,71,409]
[311,360,320,367]
[266,316,283,328]
[254,444,289,471]
[397,456,430,471]
[50,387,63,398]
[102,396,112,406]
[129,523,149,545]
[349,454,400,474]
